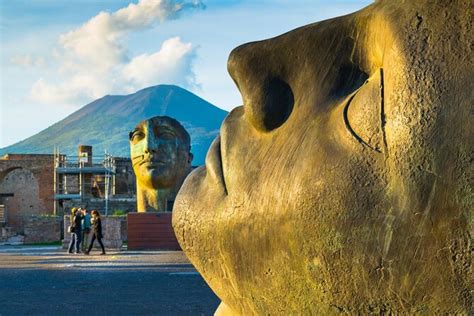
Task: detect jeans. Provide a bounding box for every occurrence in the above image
[81,229,91,251]
[67,231,82,253]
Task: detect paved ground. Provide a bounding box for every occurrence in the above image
[0,246,220,315]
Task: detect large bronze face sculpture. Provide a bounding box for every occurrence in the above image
[173,0,472,314]
[130,116,192,212]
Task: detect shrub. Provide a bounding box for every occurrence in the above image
[112,209,126,216]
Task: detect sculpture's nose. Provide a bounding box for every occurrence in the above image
[227,41,294,132]
[143,123,158,155]
[143,144,154,155]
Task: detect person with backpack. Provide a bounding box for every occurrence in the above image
[67,208,83,254]
[84,210,106,255]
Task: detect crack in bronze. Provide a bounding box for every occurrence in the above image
[380,68,388,155]
[342,72,384,154]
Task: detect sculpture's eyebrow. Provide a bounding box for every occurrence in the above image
[158,126,176,134]
[152,125,177,138]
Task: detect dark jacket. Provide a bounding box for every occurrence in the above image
[92,217,103,238]
[71,213,83,233]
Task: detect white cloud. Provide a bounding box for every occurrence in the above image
[10,55,45,67]
[30,74,112,107]
[121,37,198,92]
[30,0,204,107]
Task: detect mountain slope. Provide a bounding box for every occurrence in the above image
[0,85,228,165]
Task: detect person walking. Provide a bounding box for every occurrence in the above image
[81,209,92,252]
[85,210,106,255]
[67,208,83,254]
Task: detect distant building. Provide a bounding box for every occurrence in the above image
[0,147,136,236]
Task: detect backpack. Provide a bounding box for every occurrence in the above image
[67,224,75,233]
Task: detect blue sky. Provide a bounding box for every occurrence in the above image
[0,0,371,148]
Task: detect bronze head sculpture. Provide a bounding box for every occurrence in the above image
[173,0,472,314]
[130,116,193,212]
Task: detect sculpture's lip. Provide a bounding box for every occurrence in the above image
[140,160,167,168]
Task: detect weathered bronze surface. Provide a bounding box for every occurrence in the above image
[173,0,472,314]
[130,116,192,212]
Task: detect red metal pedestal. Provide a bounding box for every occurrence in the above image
[127,212,181,250]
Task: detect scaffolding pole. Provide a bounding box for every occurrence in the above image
[53,146,57,216]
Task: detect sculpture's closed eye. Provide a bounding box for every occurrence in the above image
[129,130,145,143]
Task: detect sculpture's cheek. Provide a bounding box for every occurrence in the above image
[130,139,146,158]
[174,123,379,313]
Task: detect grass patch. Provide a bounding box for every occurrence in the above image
[112,209,126,216]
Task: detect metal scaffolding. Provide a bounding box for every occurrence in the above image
[53,147,116,215]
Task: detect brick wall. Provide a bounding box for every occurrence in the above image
[0,169,46,233]
[0,155,55,235]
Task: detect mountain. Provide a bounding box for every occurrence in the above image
[0,85,228,165]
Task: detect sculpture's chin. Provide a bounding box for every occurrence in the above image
[173,163,227,249]
[139,168,179,189]
[173,162,233,304]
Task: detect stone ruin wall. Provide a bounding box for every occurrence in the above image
[0,154,55,234]
[23,216,62,244]
[1,215,61,244]
[63,215,127,249]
